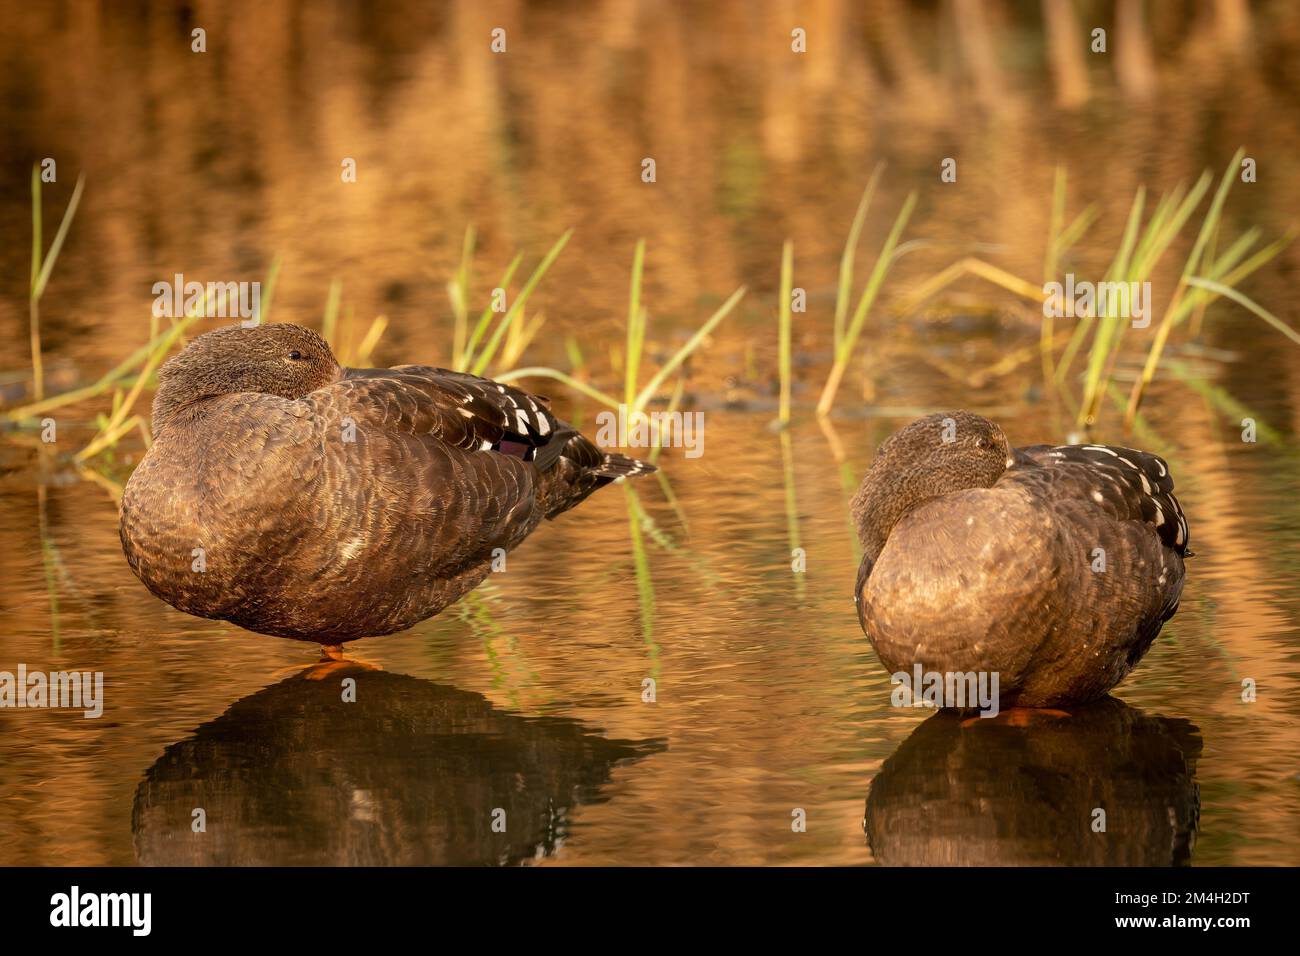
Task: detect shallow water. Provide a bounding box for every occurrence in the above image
[2,2,1300,866]
[4,390,1299,866]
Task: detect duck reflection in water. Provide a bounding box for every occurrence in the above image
[865,698,1201,866]
[132,663,663,865]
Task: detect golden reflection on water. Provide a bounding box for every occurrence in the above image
[131,664,664,866]
[1,2,1299,865]
[866,700,1201,866]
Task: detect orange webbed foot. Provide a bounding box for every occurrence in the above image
[273,644,381,681]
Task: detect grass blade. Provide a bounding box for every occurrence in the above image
[462,252,523,370]
[625,239,646,407]
[834,167,882,349]
[258,255,282,325]
[32,174,85,301]
[632,286,746,412]
[471,230,572,376]
[450,225,476,366]
[778,239,794,424]
[1185,278,1300,346]
[1124,148,1245,428]
[817,191,916,417]
[322,278,342,348]
[495,367,621,410]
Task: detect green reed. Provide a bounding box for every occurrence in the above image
[833,166,882,352]
[448,228,572,376]
[899,149,1294,433]
[625,239,647,408]
[817,189,917,417]
[498,240,746,419]
[777,239,794,425]
[1041,167,1100,379]
[320,277,388,367]
[1121,150,1294,428]
[29,167,85,403]
[1060,148,1294,428]
[75,289,218,461]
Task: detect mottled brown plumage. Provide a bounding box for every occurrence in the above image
[120,323,653,642]
[853,411,1188,707]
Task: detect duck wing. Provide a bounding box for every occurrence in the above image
[345,366,654,477]
[280,374,547,587]
[316,365,653,550]
[1009,443,1189,556]
[342,365,567,463]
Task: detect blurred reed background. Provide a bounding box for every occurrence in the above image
[2,0,1298,408]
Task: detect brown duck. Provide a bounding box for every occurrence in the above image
[120,323,653,644]
[852,411,1188,707]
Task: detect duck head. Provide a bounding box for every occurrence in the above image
[851,411,1012,566]
[151,323,341,435]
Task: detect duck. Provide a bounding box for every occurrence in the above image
[119,322,653,645]
[852,410,1188,708]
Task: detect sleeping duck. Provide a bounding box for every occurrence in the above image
[852,411,1188,707]
[120,323,653,645]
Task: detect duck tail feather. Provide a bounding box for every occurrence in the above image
[593,451,656,478]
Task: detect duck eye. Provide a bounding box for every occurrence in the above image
[287,350,302,361]
[975,437,989,449]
